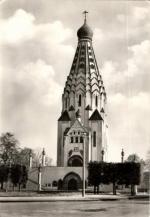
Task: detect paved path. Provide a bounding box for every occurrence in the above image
[0,194,127,202]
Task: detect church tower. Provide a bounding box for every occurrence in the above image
[57,12,108,167]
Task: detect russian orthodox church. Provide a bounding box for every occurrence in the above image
[27,13,108,191]
[57,13,107,167]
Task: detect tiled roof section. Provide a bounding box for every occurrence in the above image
[85,105,92,110]
[89,109,103,121]
[58,110,71,121]
[69,105,75,111]
[62,33,106,97]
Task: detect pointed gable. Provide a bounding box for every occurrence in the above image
[85,105,92,110]
[89,109,103,121]
[100,107,105,113]
[66,118,88,135]
[69,105,75,111]
[58,110,71,121]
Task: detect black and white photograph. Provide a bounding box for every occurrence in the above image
[0,0,149,216]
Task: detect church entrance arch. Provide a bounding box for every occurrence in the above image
[63,172,82,191]
[68,155,83,167]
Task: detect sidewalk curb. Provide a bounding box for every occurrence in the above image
[0,196,127,202]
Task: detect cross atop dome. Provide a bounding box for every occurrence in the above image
[83,10,88,23]
[77,11,93,40]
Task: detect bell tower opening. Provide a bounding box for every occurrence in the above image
[68,155,83,166]
[78,94,82,107]
[95,95,98,107]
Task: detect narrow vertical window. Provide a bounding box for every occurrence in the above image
[78,94,82,107]
[63,132,65,146]
[70,137,73,143]
[75,137,78,143]
[93,131,96,147]
[65,98,67,109]
[95,95,98,107]
[80,136,83,143]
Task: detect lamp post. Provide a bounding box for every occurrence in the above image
[121,149,124,190]
[29,150,32,168]
[82,132,86,197]
[42,148,46,167]
[38,164,42,191]
[121,149,124,163]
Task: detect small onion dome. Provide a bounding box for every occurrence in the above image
[77,22,93,40]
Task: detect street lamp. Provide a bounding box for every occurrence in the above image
[121,149,125,190]
[38,164,42,191]
[29,150,32,168]
[82,132,87,197]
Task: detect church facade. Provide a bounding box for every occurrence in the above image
[27,15,108,191]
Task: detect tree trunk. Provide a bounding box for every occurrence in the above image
[94,185,96,194]
[131,184,136,196]
[6,180,9,192]
[113,182,116,195]
[97,185,99,194]
[19,184,21,192]
[1,182,3,190]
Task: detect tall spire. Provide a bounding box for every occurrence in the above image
[83,10,88,23]
[62,16,106,114]
[57,15,108,166]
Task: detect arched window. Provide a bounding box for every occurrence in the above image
[93,131,96,147]
[95,95,98,107]
[78,94,82,107]
[52,180,58,187]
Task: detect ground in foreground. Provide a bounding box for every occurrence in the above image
[0,199,149,217]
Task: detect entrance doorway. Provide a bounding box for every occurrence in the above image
[63,172,82,191]
[68,178,78,190]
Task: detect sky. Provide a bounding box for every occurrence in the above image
[0,0,150,164]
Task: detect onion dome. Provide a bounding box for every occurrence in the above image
[77,21,93,40]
